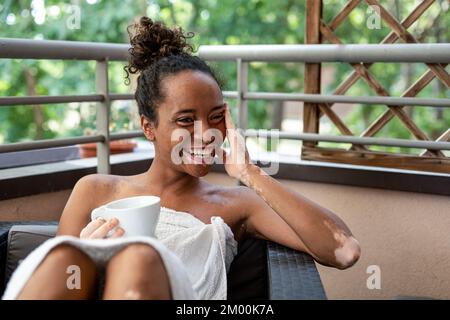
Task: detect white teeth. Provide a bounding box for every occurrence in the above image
[192,153,208,157]
[187,149,214,157]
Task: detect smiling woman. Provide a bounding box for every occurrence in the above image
[125,17,227,178]
[3,16,360,301]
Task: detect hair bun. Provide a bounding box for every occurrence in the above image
[125,17,194,76]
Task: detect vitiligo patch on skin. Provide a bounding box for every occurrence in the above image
[334,236,360,268]
[124,289,142,300]
[242,167,280,211]
[324,220,360,268]
[245,174,267,202]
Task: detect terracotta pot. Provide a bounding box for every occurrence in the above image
[79,140,137,158]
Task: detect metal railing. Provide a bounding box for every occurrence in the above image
[1,38,450,173]
[0,38,141,174]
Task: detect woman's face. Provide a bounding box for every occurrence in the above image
[142,70,226,177]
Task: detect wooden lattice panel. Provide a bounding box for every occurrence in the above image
[302,0,450,173]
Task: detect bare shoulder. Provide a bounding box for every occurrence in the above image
[57,173,128,236]
[74,173,126,200]
[76,173,121,189]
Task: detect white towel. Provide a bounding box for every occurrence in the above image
[2,206,238,300]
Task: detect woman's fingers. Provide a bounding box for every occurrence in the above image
[79,216,124,239]
[224,104,239,150]
[224,103,235,130]
[80,217,107,239]
[220,147,229,164]
[109,227,125,238]
[89,217,119,239]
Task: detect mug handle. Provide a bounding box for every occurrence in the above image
[91,205,106,221]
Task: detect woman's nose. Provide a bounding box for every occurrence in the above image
[193,120,214,146]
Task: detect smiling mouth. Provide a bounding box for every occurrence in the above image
[180,148,216,164]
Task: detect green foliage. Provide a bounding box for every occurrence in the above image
[0,0,448,157]
[320,0,450,154]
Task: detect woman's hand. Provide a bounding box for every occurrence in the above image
[79,217,124,239]
[221,103,252,181]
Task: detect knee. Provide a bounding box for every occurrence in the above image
[47,244,85,261]
[104,244,171,300]
[46,244,94,267]
[114,243,163,266]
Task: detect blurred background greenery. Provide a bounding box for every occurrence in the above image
[0,0,449,156]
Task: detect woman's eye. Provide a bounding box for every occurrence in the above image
[177,118,193,124]
[211,113,224,121]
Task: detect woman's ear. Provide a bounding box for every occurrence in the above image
[141,115,156,141]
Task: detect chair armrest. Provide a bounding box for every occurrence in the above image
[0,223,13,296]
[266,241,327,300]
[0,221,58,296]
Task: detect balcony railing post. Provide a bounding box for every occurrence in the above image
[95,59,110,174]
[237,58,248,130]
[303,0,322,149]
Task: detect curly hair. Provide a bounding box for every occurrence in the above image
[124,17,222,127]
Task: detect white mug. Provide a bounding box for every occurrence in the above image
[91,195,161,238]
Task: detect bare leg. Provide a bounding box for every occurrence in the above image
[102,243,172,300]
[17,244,98,300]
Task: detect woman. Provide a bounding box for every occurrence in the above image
[3,17,360,300]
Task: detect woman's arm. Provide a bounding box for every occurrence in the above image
[221,104,361,269]
[57,175,97,236]
[240,166,360,269]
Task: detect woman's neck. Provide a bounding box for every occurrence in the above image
[143,155,199,196]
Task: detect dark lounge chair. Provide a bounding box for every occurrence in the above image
[0,221,327,300]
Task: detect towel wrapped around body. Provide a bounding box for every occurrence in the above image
[2,206,238,300]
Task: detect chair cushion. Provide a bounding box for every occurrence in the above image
[5,225,57,285]
[227,237,268,299]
